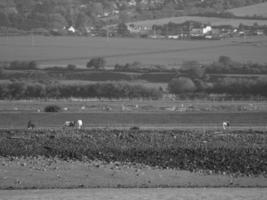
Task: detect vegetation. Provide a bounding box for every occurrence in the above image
[0,0,266,34]
[2,55,267,99]
[0,128,266,176]
[168,77,197,94]
[8,60,38,70]
[86,57,106,70]
[44,105,61,112]
[205,56,267,74]
[228,2,267,18]
[0,81,162,99]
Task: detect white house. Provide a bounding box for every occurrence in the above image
[127,23,152,33]
[128,0,137,7]
[68,26,76,33]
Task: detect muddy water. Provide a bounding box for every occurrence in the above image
[0,188,266,200]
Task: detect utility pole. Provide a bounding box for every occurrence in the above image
[106,28,109,41]
[5,0,9,44]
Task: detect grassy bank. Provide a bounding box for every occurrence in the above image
[0,129,266,177]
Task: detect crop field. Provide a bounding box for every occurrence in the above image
[228,2,267,17]
[0,111,267,129]
[0,36,267,66]
[0,128,266,176]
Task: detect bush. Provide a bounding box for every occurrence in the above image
[66,64,77,70]
[0,82,162,99]
[8,60,38,70]
[181,60,205,79]
[44,105,61,112]
[86,57,106,70]
[168,77,196,94]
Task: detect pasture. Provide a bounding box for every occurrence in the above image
[0,111,267,129]
[0,36,267,66]
[127,16,267,27]
[0,99,266,113]
[228,2,267,17]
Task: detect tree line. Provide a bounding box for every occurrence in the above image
[0,81,162,99]
[168,76,267,98]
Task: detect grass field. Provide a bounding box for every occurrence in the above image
[1,188,267,200]
[127,16,267,27]
[228,2,267,17]
[0,99,266,113]
[0,111,266,129]
[0,36,267,66]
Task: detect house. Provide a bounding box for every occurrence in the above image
[67,26,76,33]
[127,23,152,33]
[190,25,212,38]
[168,35,179,39]
[255,30,264,36]
[128,0,137,7]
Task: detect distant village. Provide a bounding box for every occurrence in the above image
[103,20,267,40]
[0,0,267,40]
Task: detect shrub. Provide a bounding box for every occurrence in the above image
[86,57,106,70]
[8,60,38,70]
[181,60,205,78]
[66,64,76,70]
[218,55,232,65]
[44,105,61,112]
[168,77,196,94]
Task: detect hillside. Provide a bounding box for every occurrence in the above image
[0,0,267,32]
[228,2,267,18]
[126,16,267,27]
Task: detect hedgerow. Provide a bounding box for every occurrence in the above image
[0,129,266,176]
[0,82,162,99]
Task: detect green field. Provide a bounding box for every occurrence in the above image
[1,111,267,129]
[228,2,267,17]
[1,36,267,67]
[1,99,267,112]
[127,16,267,27]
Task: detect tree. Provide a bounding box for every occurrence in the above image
[117,22,129,37]
[168,77,196,94]
[49,13,67,29]
[86,57,106,70]
[181,60,205,79]
[75,12,91,29]
[67,64,76,70]
[218,55,232,66]
[0,67,4,78]
[44,105,61,112]
[28,61,38,69]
